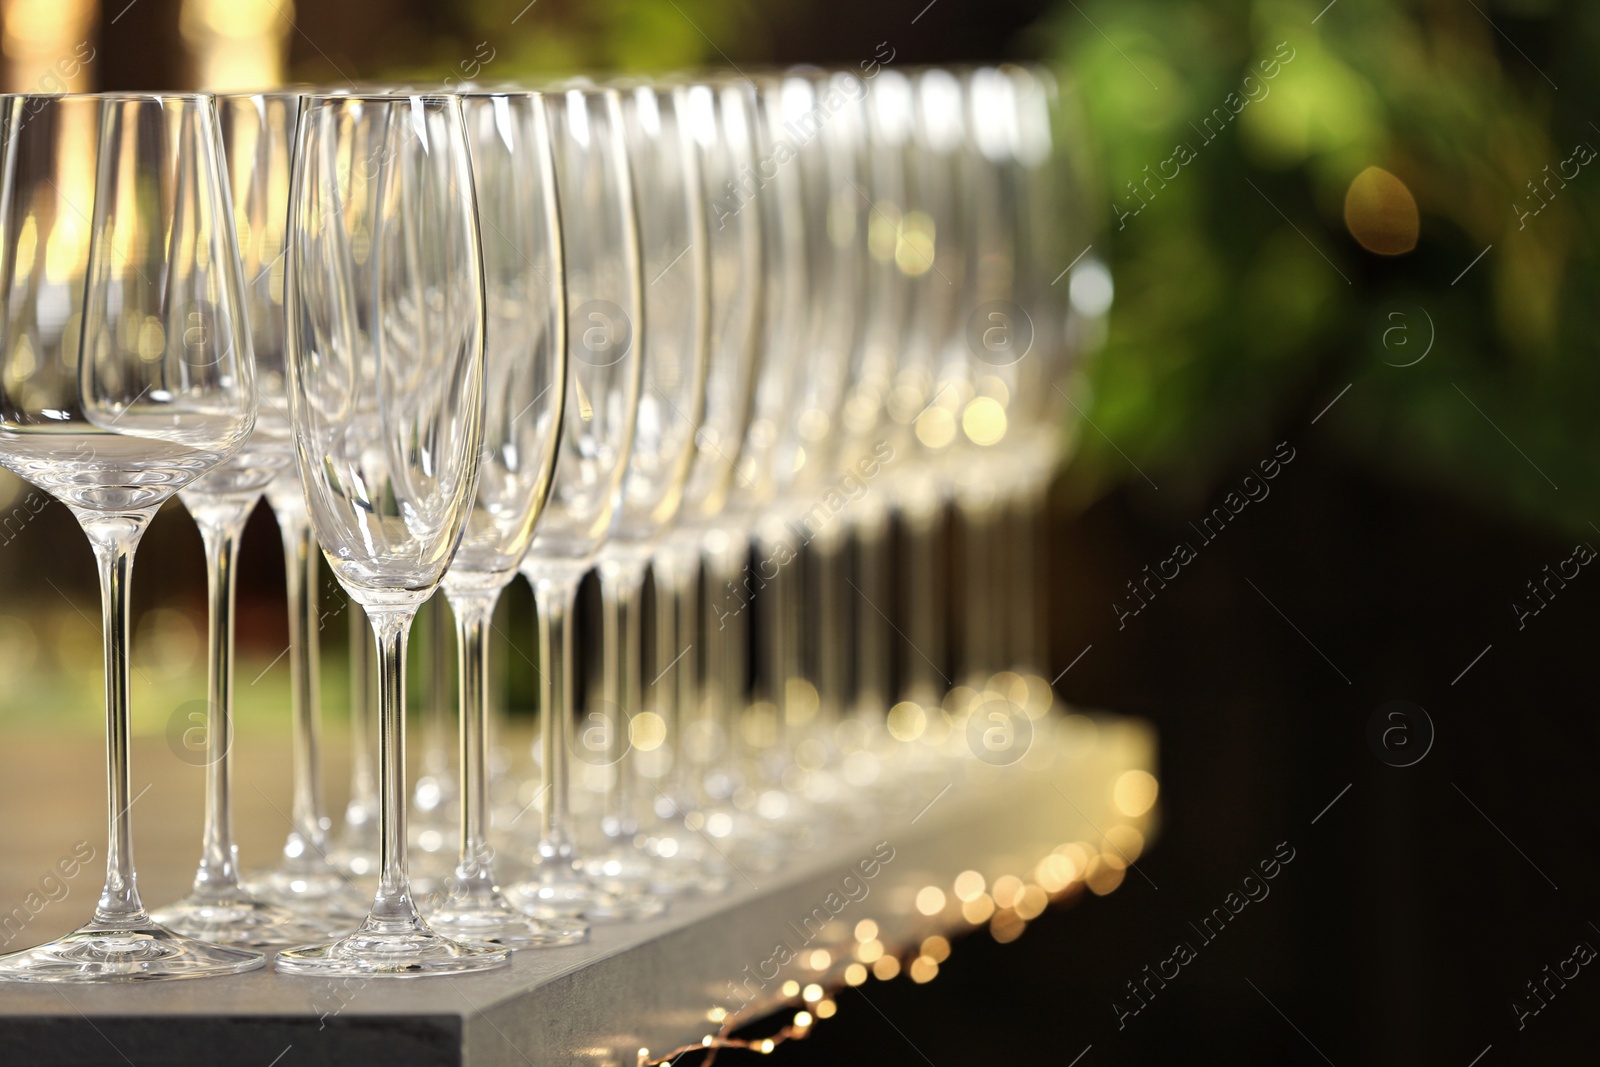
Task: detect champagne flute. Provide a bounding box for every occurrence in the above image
[641,79,763,889]
[275,92,505,976]
[584,81,711,896]
[0,93,262,980]
[152,92,343,946]
[425,90,583,946]
[509,86,654,923]
[231,90,370,921]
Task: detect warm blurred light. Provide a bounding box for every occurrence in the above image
[991,909,1026,943]
[629,710,665,750]
[802,982,823,1003]
[793,1010,813,1028]
[962,396,1008,446]
[856,938,884,963]
[780,979,800,997]
[909,956,939,983]
[844,962,868,986]
[1343,166,1419,255]
[952,870,985,901]
[991,874,1024,909]
[183,0,293,90]
[1015,884,1049,920]
[871,955,900,980]
[1113,769,1159,817]
[920,935,951,963]
[854,919,878,942]
[2,0,95,93]
[807,949,830,971]
[815,998,837,1019]
[960,892,995,924]
[887,701,926,741]
[915,885,946,915]
[1106,823,1147,861]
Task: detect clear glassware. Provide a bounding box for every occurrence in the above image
[151,92,344,947]
[509,86,657,923]
[424,90,584,946]
[762,70,873,814]
[333,600,382,876]
[640,79,763,891]
[274,92,505,977]
[582,82,712,897]
[237,89,373,919]
[0,93,262,980]
[253,470,372,917]
[714,75,818,858]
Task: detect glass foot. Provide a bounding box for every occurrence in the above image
[0,918,265,981]
[428,896,589,946]
[153,890,344,947]
[509,857,668,923]
[248,865,374,921]
[274,918,509,977]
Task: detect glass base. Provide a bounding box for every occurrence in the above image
[0,918,265,982]
[274,919,510,977]
[509,856,668,923]
[427,897,588,946]
[152,889,344,947]
[247,865,374,921]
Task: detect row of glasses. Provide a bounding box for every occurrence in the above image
[0,63,1092,981]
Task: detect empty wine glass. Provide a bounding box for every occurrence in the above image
[424,90,583,946]
[152,92,343,947]
[509,85,657,923]
[275,93,505,976]
[583,81,711,896]
[0,93,262,980]
[639,79,763,890]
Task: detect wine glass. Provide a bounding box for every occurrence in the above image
[424,89,583,946]
[508,85,655,923]
[762,70,873,808]
[640,79,763,890]
[583,81,712,896]
[151,92,344,946]
[0,93,262,980]
[275,92,505,976]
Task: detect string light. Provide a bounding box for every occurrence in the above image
[634,755,1159,1067]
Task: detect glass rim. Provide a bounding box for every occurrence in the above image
[297,91,465,104]
[0,91,214,103]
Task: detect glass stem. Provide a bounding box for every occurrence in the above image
[346,602,378,834]
[279,508,328,858]
[598,559,646,840]
[191,498,256,897]
[531,570,583,861]
[76,508,155,926]
[704,534,748,797]
[814,524,847,732]
[447,591,498,896]
[1013,488,1044,673]
[852,502,890,719]
[427,594,453,781]
[961,501,997,686]
[651,546,696,815]
[366,606,421,924]
[757,522,797,754]
[904,494,946,708]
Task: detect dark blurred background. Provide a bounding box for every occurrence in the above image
[2,0,1598,1063]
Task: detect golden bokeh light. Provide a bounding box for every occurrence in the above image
[953,869,986,901]
[1113,769,1159,817]
[872,955,901,981]
[915,885,947,915]
[1343,166,1419,255]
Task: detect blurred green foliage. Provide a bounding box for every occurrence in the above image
[366,0,1599,537]
[1050,0,1600,537]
